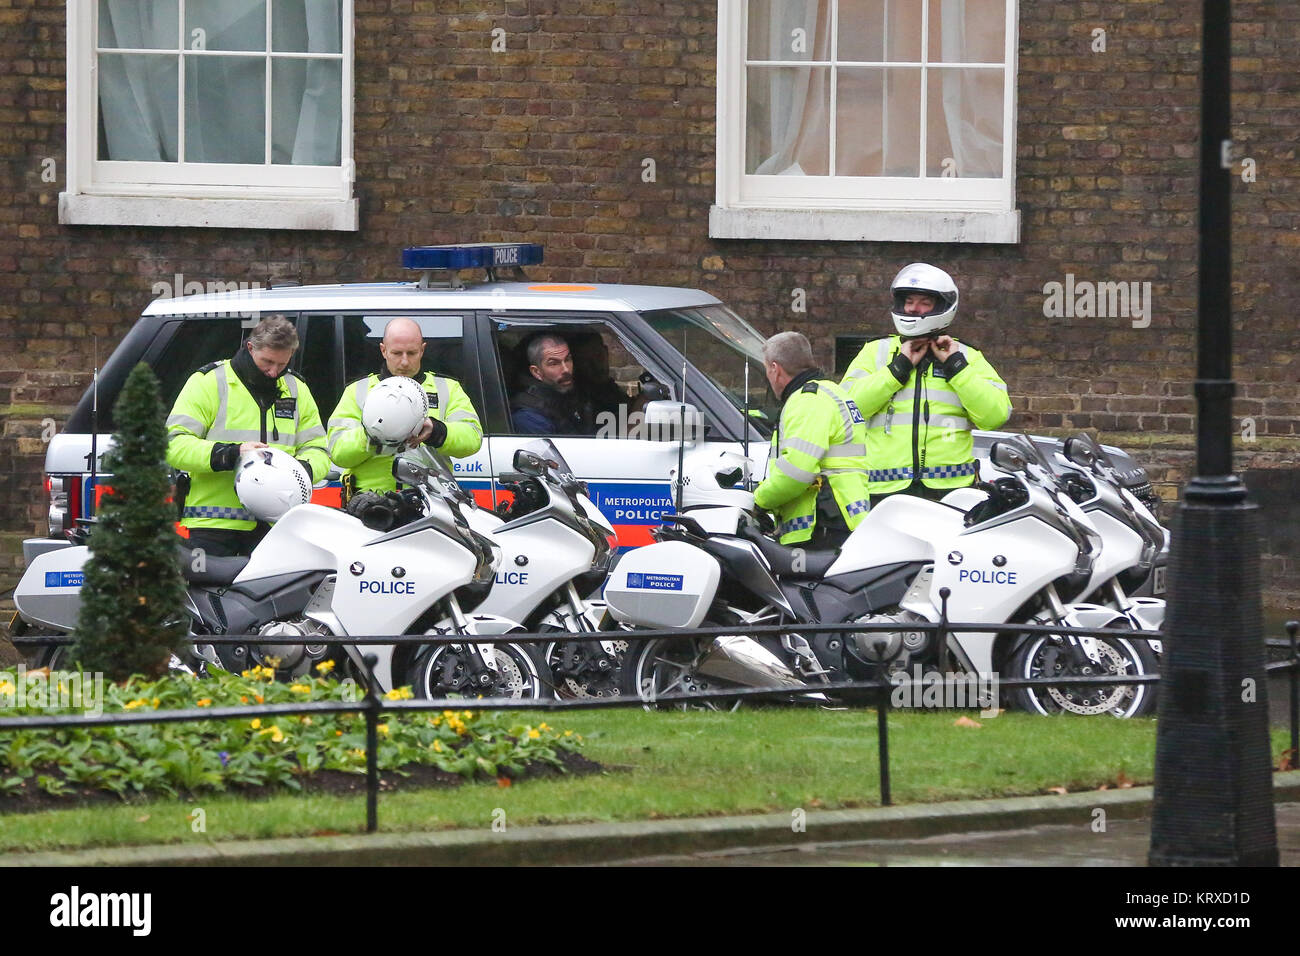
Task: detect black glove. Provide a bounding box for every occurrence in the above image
[939,351,969,378]
[887,351,913,385]
[423,416,448,448]
[210,442,241,472]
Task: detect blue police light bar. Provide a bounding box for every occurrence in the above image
[402,243,543,272]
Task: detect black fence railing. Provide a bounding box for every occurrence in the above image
[5,616,1299,831]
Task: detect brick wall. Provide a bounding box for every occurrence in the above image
[1,0,1296,607]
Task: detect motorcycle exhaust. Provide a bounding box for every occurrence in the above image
[695,635,808,690]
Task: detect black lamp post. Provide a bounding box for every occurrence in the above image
[1147,0,1278,866]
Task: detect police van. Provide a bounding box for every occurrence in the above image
[28,243,1163,583]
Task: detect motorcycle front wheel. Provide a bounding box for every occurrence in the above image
[410,642,549,701]
[1009,630,1158,718]
[618,636,744,712]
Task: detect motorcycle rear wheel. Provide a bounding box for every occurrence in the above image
[410,642,549,701]
[1009,630,1157,718]
[618,636,744,712]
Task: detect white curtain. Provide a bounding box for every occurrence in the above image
[937,0,1002,178]
[97,0,341,166]
[749,0,829,176]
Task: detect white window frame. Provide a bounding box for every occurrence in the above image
[710,0,1020,243]
[60,0,358,231]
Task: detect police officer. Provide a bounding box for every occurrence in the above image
[841,263,1012,506]
[753,331,872,549]
[327,317,483,493]
[166,315,330,556]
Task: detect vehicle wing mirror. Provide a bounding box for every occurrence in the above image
[393,457,425,486]
[990,440,1029,473]
[642,400,704,444]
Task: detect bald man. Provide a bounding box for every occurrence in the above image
[327,317,483,493]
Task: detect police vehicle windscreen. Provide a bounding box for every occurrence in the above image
[639,305,777,436]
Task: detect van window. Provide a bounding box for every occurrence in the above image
[151,319,248,425]
[338,314,473,406]
[490,320,665,437]
[298,314,342,417]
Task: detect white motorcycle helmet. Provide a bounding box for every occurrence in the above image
[363,377,429,447]
[680,451,756,510]
[890,263,959,338]
[235,447,312,522]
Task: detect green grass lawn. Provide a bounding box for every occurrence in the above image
[0,707,1292,855]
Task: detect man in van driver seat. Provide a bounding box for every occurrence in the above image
[510,333,597,435]
[753,332,872,549]
[166,315,331,557]
[327,317,483,493]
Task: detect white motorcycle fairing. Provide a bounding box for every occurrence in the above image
[14,545,90,632]
[826,494,967,578]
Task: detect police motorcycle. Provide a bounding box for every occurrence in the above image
[606,437,1158,717]
[15,444,548,699]
[350,438,623,699]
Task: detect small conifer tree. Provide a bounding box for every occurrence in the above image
[72,364,187,679]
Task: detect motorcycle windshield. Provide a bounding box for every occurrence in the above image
[516,438,575,483]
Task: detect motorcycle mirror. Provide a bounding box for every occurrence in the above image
[990,441,1029,473]
[1062,436,1095,468]
[513,449,546,476]
[392,456,426,486]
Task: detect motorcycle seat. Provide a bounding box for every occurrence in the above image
[176,545,250,587]
[740,528,839,580]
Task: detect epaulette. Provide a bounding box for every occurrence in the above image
[801,381,819,394]
[197,361,223,374]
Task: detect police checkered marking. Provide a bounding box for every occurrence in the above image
[183,506,255,521]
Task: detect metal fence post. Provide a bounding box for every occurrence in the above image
[363,653,380,834]
[877,679,891,807]
[935,587,951,674]
[1289,621,1299,769]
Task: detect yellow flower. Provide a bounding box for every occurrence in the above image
[432,739,443,753]
[151,698,161,708]
[300,716,312,726]
[269,726,285,743]
[241,670,253,679]
[563,730,573,737]
[527,728,540,739]
[430,716,442,727]
[250,718,262,730]
[124,699,147,710]
[384,687,413,701]
[462,710,474,720]
[443,709,456,719]
[377,723,389,737]
[349,748,365,758]
[315,660,336,674]
[539,722,550,731]
[0,681,15,696]
[289,684,311,694]
[196,698,212,707]
[335,730,343,737]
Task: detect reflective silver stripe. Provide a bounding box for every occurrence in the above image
[432,376,450,414]
[923,388,963,407]
[781,436,826,458]
[285,375,299,399]
[206,428,263,442]
[328,417,361,430]
[297,424,326,442]
[820,467,870,476]
[774,457,817,484]
[827,443,866,457]
[877,339,891,368]
[989,380,1008,391]
[928,414,971,430]
[355,378,370,407]
[843,367,869,382]
[166,413,207,436]
[213,367,230,434]
[828,395,856,442]
[445,410,479,425]
[865,413,890,430]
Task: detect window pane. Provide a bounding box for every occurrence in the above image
[98,0,179,50]
[836,67,919,176]
[272,0,343,53]
[837,0,921,62]
[926,68,1003,177]
[746,66,830,175]
[272,59,343,165]
[747,0,831,62]
[185,0,266,52]
[97,53,179,161]
[184,56,265,164]
[928,0,1005,63]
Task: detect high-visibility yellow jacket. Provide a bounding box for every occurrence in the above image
[841,335,1012,495]
[166,361,330,531]
[753,372,873,544]
[327,371,483,493]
